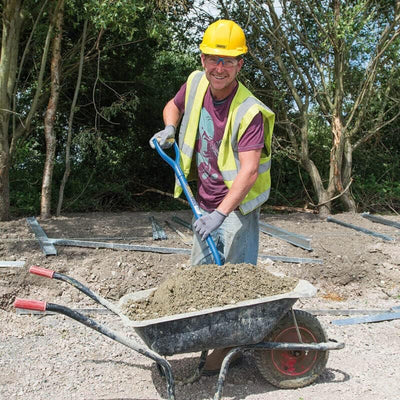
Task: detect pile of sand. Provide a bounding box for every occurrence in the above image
[123,263,298,320]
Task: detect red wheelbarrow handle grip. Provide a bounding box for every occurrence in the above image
[14,298,47,311]
[30,265,55,278]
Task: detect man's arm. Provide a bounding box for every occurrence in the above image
[193,148,262,240]
[149,99,183,149]
[216,148,262,215]
[163,98,183,128]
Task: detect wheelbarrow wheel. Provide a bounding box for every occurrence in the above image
[254,310,329,389]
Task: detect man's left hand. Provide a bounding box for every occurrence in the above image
[193,210,227,241]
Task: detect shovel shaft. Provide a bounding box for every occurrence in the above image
[153,140,222,265]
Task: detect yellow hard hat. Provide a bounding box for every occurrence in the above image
[199,19,248,57]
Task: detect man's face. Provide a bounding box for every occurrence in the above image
[201,54,243,99]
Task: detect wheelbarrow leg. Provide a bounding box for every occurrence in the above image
[213,347,243,400]
[172,350,209,385]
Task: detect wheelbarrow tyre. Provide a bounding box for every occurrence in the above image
[254,309,329,389]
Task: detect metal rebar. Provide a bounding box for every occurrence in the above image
[259,221,312,251]
[26,217,57,256]
[361,212,400,230]
[327,216,395,241]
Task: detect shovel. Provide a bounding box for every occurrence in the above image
[152,139,222,266]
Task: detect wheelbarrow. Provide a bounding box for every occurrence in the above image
[14,266,344,400]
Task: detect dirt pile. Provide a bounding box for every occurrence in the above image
[123,263,298,320]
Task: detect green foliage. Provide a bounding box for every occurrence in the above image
[269,151,310,208]
[352,129,400,212]
[10,138,44,216]
[7,0,400,217]
[83,0,146,38]
[7,0,197,216]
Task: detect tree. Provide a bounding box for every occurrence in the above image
[2,0,191,219]
[0,0,24,220]
[215,0,400,214]
[0,0,54,220]
[41,0,65,219]
[51,0,193,215]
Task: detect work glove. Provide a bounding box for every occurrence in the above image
[193,210,227,241]
[149,125,175,149]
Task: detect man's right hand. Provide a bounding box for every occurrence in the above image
[149,125,176,149]
[193,210,227,241]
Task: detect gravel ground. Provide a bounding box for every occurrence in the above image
[1,210,400,400]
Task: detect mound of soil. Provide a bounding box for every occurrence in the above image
[123,263,298,320]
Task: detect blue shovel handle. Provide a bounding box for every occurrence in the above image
[152,139,222,266]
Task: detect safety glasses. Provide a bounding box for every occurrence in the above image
[204,55,240,69]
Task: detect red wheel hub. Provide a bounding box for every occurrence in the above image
[271,326,318,376]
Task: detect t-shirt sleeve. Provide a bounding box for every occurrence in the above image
[173,82,187,113]
[237,112,265,151]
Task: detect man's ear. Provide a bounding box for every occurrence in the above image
[200,53,206,68]
[237,57,244,72]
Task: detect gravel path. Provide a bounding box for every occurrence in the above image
[1,211,400,399]
[2,307,400,400]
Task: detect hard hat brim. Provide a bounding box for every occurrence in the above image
[200,44,247,57]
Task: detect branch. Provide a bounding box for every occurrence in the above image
[346,15,400,131]
[353,107,400,150]
[309,178,353,208]
[300,0,335,48]
[265,204,318,214]
[10,9,54,155]
[260,0,308,112]
[12,0,49,133]
[287,1,333,113]
[92,33,120,127]
[63,169,95,210]
[57,19,88,216]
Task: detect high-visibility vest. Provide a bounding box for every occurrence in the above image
[174,71,275,215]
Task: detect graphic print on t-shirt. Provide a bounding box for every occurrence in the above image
[196,107,223,183]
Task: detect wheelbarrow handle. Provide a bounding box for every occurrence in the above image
[28,265,123,316]
[13,297,176,399]
[14,298,47,311]
[30,265,55,278]
[152,139,222,266]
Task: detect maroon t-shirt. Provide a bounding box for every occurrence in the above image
[174,81,264,211]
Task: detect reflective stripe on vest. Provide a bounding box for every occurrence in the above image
[221,96,273,183]
[179,71,205,156]
[240,186,271,214]
[220,159,271,182]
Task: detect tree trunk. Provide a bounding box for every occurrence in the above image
[329,115,344,185]
[56,19,88,216]
[0,0,24,220]
[0,142,10,221]
[298,118,332,215]
[301,156,332,216]
[340,136,357,211]
[41,0,64,219]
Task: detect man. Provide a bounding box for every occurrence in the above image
[150,19,274,373]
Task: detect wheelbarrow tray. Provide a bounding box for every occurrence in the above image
[118,279,316,356]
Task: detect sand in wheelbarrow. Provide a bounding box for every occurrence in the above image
[123,263,298,321]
